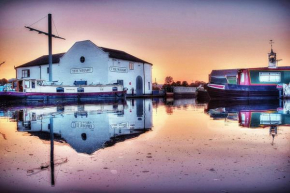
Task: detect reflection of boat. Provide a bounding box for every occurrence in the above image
[0,79,126,100]
[0,98,126,111]
[207,41,289,100]
[3,99,152,154]
[206,100,290,128]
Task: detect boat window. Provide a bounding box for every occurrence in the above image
[37,81,42,86]
[227,76,237,84]
[77,87,84,92]
[56,87,64,93]
[260,114,281,124]
[24,80,30,88]
[259,72,281,82]
[112,87,118,91]
[31,81,35,88]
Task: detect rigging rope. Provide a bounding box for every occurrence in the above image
[28,15,47,27]
[52,18,59,36]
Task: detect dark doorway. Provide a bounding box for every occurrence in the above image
[136,76,143,95]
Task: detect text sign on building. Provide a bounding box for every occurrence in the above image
[70,67,93,74]
[109,66,128,73]
[71,121,95,129]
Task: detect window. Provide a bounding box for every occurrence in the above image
[22,70,30,78]
[56,87,64,93]
[240,73,245,83]
[47,67,49,74]
[31,81,35,88]
[129,62,134,70]
[227,76,237,84]
[37,81,42,86]
[260,114,281,124]
[259,72,281,82]
[77,87,84,92]
[148,82,151,90]
[24,80,30,88]
[117,80,123,85]
[74,81,87,85]
[80,56,85,63]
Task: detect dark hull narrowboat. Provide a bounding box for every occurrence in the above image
[207,84,280,100]
[207,44,290,100]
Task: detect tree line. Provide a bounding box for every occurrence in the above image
[0,78,8,85]
[152,76,207,91]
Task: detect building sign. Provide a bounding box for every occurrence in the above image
[109,66,128,73]
[71,121,95,129]
[110,122,135,129]
[71,67,93,74]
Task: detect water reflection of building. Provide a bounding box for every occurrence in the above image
[11,99,152,154]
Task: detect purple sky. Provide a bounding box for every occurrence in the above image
[0,0,289,82]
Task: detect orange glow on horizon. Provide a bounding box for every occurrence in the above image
[0,0,289,84]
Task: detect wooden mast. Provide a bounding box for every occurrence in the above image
[25,14,65,82]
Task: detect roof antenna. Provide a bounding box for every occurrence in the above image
[269,40,274,51]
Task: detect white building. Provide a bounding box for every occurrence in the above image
[15,40,152,95]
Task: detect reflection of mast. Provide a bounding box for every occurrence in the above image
[50,117,55,186]
[26,117,67,186]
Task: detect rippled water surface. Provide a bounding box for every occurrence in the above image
[0,98,289,192]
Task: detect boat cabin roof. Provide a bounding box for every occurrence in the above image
[211,66,290,77]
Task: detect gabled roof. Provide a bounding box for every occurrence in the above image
[100,47,152,65]
[16,43,152,68]
[15,53,65,69]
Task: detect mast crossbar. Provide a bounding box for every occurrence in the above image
[25,26,65,40]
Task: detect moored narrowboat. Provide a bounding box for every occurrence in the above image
[0,79,126,100]
[207,42,289,100]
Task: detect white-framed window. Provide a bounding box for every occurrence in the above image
[259,72,281,82]
[129,62,134,70]
[22,69,30,78]
[24,80,30,88]
[260,114,281,124]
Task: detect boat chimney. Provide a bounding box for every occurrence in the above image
[268,40,277,68]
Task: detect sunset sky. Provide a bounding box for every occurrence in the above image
[0,0,289,83]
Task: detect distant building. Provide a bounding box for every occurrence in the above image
[15,40,152,95]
